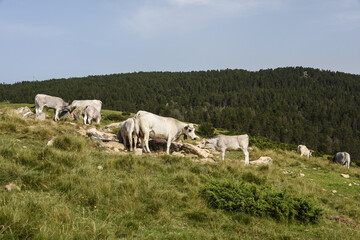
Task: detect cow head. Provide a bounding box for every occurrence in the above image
[309,150,313,157]
[184,124,197,140]
[62,103,71,112]
[199,138,208,148]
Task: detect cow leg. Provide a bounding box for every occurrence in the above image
[83,114,87,125]
[221,149,225,160]
[121,133,127,150]
[144,132,151,153]
[37,105,44,114]
[129,135,133,151]
[166,138,172,154]
[133,134,137,150]
[54,109,59,121]
[243,149,250,165]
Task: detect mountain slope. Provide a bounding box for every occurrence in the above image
[1,67,360,162]
[0,104,360,239]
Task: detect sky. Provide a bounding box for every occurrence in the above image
[0,0,359,84]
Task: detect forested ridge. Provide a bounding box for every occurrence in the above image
[1,67,360,162]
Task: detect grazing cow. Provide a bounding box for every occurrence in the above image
[135,110,197,154]
[201,135,249,164]
[83,105,101,125]
[297,145,312,158]
[70,100,102,112]
[332,152,351,169]
[35,94,70,121]
[117,117,139,151]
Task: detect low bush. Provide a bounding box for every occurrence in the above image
[202,179,323,224]
[52,135,86,152]
[103,113,124,122]
[198,122,215,138]
[250,135,297,152]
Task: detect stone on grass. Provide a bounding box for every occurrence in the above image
[134,148,143,156]
[181,143,213,158]
[249,156,273,166]
[341,174,350,179]
[36,112,47,121]
[5,183,20,191]
[86,128,117,142]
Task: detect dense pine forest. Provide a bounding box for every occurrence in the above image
[1,67,359,163]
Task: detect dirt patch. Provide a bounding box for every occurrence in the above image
[326,216,357,227]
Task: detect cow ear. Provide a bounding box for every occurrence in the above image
[184,125,189,130]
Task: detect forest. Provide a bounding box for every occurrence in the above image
[1,67,359,163]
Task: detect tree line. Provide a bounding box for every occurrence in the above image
[1,67,360,163]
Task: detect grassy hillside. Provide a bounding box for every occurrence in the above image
[1,67,360,162]
[1,104,360,239]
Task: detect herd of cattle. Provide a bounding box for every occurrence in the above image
[34,94,352,168]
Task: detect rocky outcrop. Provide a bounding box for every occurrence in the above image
[181,143,213,158]
[103,122,123,132]
[16,107,36,119]
[249,156,273,166]
[86,128,118,142]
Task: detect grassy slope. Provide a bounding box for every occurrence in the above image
[1,103,360,239]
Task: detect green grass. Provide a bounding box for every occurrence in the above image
[1,102,360,239]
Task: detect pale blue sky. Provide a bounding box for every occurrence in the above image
[1,0,359,83]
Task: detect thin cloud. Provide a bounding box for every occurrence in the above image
[126,0,284,37]
[0,22,64,38]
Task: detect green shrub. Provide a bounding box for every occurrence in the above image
[198,122,215,138]
[103,113,124,122]
[250,135,297,152]
[52,135,86,152]
[0,123,17,133]
[202,180,322,224]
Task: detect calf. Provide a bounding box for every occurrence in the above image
[117,117,139,151]
[35,94,70,121]
[201,134,249,164]
[332,152,351,169]
[297,145,312,158]
[83,105,101,125]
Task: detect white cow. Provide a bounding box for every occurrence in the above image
[117,117,139,151]
[297,145,312,158]
[332,152,351,169]
[83,105,101,125]
[35,94,70,121]
[135,110,197,154]
[70,99,102,119]
[201,135,249,164]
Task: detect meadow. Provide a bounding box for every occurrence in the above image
[0,103,360,239]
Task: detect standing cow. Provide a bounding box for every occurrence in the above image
[83,105,101,125]
[297,145,312,158]
[201,135,249,164]
[117,117,139,151]
[35,94,70,121]
[135,110,197,154]
[332,152,351,169]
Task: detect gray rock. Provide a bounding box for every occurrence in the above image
[249,156,273,166]
[5,183,20,191]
